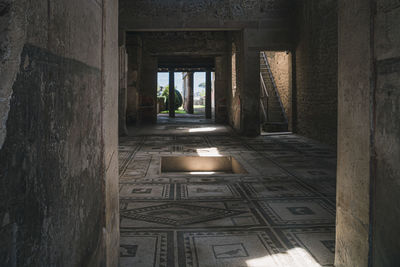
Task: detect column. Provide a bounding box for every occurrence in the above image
[214,56,228,123]
[188,72,194,114]
[118,45,128,135]
[169,68,175,117]
[205,70,212,119]
[241,34,260,136]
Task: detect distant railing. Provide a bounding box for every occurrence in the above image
[260,72,269,122]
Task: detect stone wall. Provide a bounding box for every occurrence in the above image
[214,56,229,123]
[120,0,292,31]
[372,1,400,265]
[0,0,119,266]
[337,0,400,266]
[126,35,142,124]
[295,0,338,145]
[138,53,157,124]
[139,31,228,56]
[336,1,372,265]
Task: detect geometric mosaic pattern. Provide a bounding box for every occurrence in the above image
[256,199,335,226]
[121,203,245,226]
[178,184,242,200]
[276,228,336,266]
[120,231,173,267]
[119,184,173,200]
[178,230,282,267]
[242,181,315,198]
[119,123,337,266]
[119,200,264,229]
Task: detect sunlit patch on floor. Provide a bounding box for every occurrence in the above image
[246,248,323,267]
[189,127,217,133]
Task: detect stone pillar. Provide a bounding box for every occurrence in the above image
[336,1,373,266]
[187,72,194,114]
[214,56,228,123]
[290,50,297,133]
[241,40,260,136]
[336,1,400,266]
[183,72,194,114]
[126,36,142,125]
[138,53,157,124]
[205,70,212,119]
[169,69,175,117]
[118,46,128,135]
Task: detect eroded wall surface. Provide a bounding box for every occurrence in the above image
[0,0,119,266]
[336,0,372,265]
[120,0,292,31]
[126,35,142,124]
[295,0,338,145]
[373,1,400,265]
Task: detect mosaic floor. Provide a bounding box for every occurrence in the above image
[119,124,337,267]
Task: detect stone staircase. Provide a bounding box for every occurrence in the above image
[260,52,288,132]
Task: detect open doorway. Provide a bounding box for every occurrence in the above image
[156,70,215,123]
[260,51,291,134]
[157,72,185,115]
[193,72,207,115]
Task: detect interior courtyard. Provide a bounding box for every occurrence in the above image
[1,0,399,266]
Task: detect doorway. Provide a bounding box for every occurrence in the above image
[259,51,291,134]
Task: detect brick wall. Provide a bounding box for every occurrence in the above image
[266,51,291,129]
[295,0,338,146]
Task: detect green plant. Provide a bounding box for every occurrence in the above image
[162,86,183,110]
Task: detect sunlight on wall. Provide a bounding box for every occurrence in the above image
[246,248,322,267]
[196,147,222,157]
[188,127,217,133]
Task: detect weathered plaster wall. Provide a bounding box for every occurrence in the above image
[241,31,261,136]
[373,1,400,265]
[126,36,142,124]
[138,31,228,56]
[295,0,338,145]
[138,53,157,124]
[336,1,372,265]
[266,51,291,128]
[120,0,292,31]
[102,0,120,265]
[337,1,400,266]
[0,0,26,149]
[0,0,119,266]
[215,56,229,123]
[119,46,128,135]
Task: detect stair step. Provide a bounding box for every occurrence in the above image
[269,114,284,119]
[269,108,283,112]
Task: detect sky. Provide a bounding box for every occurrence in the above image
[157,72,206,94]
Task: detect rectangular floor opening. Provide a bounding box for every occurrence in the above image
[161,156,247,174]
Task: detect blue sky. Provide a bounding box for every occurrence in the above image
[157,72,206,93]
